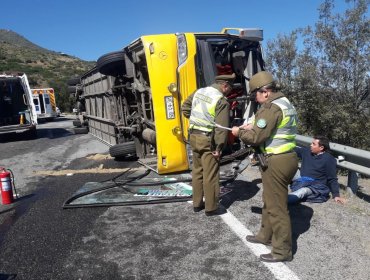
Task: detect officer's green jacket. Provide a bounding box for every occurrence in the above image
[238,91,296,151]
[182,83,229,152]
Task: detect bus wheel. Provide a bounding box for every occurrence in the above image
[109,142,136,158]
[72,119,82,127]
[73,127,89,134]
[67,85,77,93]
[97,50,126,77]
[67,76,81,86]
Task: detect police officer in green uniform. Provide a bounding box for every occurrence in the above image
[182,73,235,216]
[231,71,298,262]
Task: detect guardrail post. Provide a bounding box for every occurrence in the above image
[347,171,358,195]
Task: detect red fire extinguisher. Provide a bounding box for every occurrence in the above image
[0,167,16,205]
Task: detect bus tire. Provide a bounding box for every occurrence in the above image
[67,77,81,86]
[75,101,85,113]
[73,127,89,134]
[109,142,136,158]
[72,119,82,127]
[68,85,76,93]
[97,51,126,77]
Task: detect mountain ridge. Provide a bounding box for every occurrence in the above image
[0,29,95,111]
[0,29,53,53]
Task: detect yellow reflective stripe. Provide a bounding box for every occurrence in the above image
[263,96,298,154]
[265,142,296,154]
[277,116,290,128]
[208,103,217,117]
[192,125,212,132]
[273,134,296,140]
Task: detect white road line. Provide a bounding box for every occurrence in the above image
[220,211,301,280]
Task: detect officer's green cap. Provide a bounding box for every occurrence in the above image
[249,71,274,93]
[215,73,236,85]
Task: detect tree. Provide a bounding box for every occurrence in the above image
[265,32,298,87]
[265,0,370,149]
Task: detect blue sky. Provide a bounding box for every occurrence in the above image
[1,0,350,61]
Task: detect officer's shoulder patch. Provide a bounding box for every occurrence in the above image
[256,119,267,128]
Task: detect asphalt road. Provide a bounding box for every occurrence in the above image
[0,116,369,280]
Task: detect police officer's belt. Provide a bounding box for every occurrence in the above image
[190,129,212,136]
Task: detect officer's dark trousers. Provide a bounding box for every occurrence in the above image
[256,152,298,259]
[189,134,219,212]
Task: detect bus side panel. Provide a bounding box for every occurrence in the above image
[142,35,189,174]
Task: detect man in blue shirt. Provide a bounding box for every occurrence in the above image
[288,135,346,204]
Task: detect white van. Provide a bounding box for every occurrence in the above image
[32,88,58,120]
[0,73,38,138]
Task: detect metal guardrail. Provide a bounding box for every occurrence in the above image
[296,135,370,194]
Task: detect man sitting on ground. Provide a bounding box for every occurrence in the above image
[288,135,347,204]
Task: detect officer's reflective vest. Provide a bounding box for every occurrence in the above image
[189,87,223,132]
[261,97,297,154]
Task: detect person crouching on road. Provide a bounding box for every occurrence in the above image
[231,71,299,262]
[181,74,235,216]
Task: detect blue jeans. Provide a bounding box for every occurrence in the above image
[288,187,313,204]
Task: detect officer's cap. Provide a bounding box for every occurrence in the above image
[215,73,236,86]
[249,71,274,93]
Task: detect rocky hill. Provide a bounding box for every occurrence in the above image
[0,29,95,111]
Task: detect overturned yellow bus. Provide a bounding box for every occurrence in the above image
[74,28,265,174]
